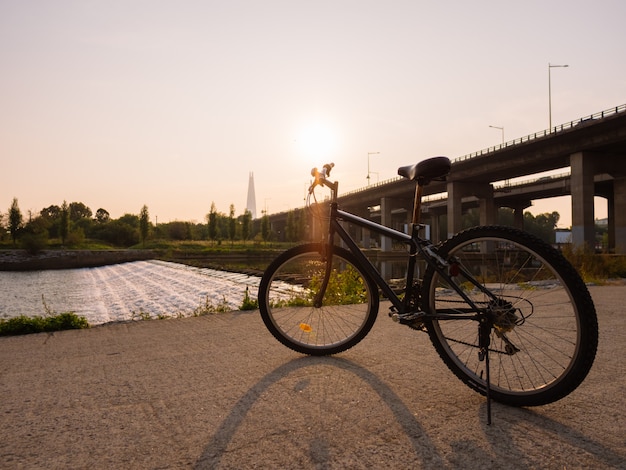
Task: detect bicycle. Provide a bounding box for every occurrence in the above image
[258,156,598,422]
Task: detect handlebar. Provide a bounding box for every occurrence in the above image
[309,163,336,194]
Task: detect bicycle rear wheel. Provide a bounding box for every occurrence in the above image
[422,226,598,407]
[258,243,379,355]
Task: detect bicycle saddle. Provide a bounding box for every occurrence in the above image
[398,156,451,185]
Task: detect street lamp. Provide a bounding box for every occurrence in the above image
[548,63,569,130]
[489,125,507,187]
[489,125,504,144]
[367,152,380,186]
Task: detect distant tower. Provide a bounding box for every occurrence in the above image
[246,172,257,219]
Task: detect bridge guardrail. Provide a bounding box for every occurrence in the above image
[453,104,626,163]
[339,104,625,201]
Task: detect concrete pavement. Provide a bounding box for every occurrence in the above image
[1,285,625,469]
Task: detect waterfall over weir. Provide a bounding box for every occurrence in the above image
[0,260,261,325]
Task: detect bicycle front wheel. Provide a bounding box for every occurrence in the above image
[258,243,379,356]
[422,226,598,407]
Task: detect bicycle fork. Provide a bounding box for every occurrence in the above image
[312,243,333,308]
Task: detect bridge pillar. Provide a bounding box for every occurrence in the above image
[479,185,496,226]
[361,225,371,249]
[517,202,532,230]
[614,177,626,254]
[606,193,615,252]
[424,208,445,243]
[447,181,469,238]
[355,209,372,249]
[428,214,439,243]
[570,152,596,250]
[447,181,494,238]
[507,200,532,230]
[381,197,393,251]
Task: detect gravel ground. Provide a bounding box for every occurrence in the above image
[0,285,624,469]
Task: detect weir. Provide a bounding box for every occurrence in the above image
[0,260,262,325]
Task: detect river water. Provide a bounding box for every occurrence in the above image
[0,260,262,325]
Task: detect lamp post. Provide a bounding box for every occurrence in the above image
[489,125,504,144]
[489,125,508,187]
[367,152,380,186]
[548,63,568,130]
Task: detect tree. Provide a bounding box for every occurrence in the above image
[21,216,49,253]
[286,210,296,242]
[40,205,61,220]
[497,208,515,227]
[524,211,560,244]
[90,214,139,246]
[261,212,270,243]
[8,198,23,245]
[69,202,92,222]
[38,205,61,238]
[59,200,70,245]
[228,204,236,245]
[207,202,218,244]
[139,205,150,246]
[286,209,305,242]
[462,208,480,229]
[241,209,252,243]
[167,221,192,240]
[95,208,110,224]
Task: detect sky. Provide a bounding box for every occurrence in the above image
[1,0,625,227]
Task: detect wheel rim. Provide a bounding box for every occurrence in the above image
[429,235,581,397]
[263,251,373,351]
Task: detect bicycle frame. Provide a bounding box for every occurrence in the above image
[328,205,417,313]
[316,188,495,320]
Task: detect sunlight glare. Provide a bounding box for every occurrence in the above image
[297,122,337,160]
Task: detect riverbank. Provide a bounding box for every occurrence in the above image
[0,249,157,271]
[0,248,280,273]
[0,260,261,325]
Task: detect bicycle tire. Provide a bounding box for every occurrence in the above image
[258,243,379,355]
[422,225,598,406]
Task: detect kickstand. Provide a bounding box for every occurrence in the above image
[485,345,492,425]
[479,319,492,425]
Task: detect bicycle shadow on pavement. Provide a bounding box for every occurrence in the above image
[194,355,445,469]
[469,401,626,469]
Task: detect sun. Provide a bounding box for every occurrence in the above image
[296,122,337,160]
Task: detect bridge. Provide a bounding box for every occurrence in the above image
[268,104,626,254]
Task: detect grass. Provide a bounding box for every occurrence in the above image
[0,288,259,336]
[0,312,89,336]
[0,296,90,336]
[130,294,236,321]
[561,245,626,283]
[240,286,259,310]
[137,239,295,253]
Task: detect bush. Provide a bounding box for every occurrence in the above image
[20,232,49,254]
[66,227,86,246]
[90,220,139,247]
[562,245,626,282]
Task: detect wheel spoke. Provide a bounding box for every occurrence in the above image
[424,226,597,406]
[259,244,378,355]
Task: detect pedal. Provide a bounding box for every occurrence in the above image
[391,311,425,325]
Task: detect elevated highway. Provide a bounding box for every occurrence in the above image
[269,104,626,253]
